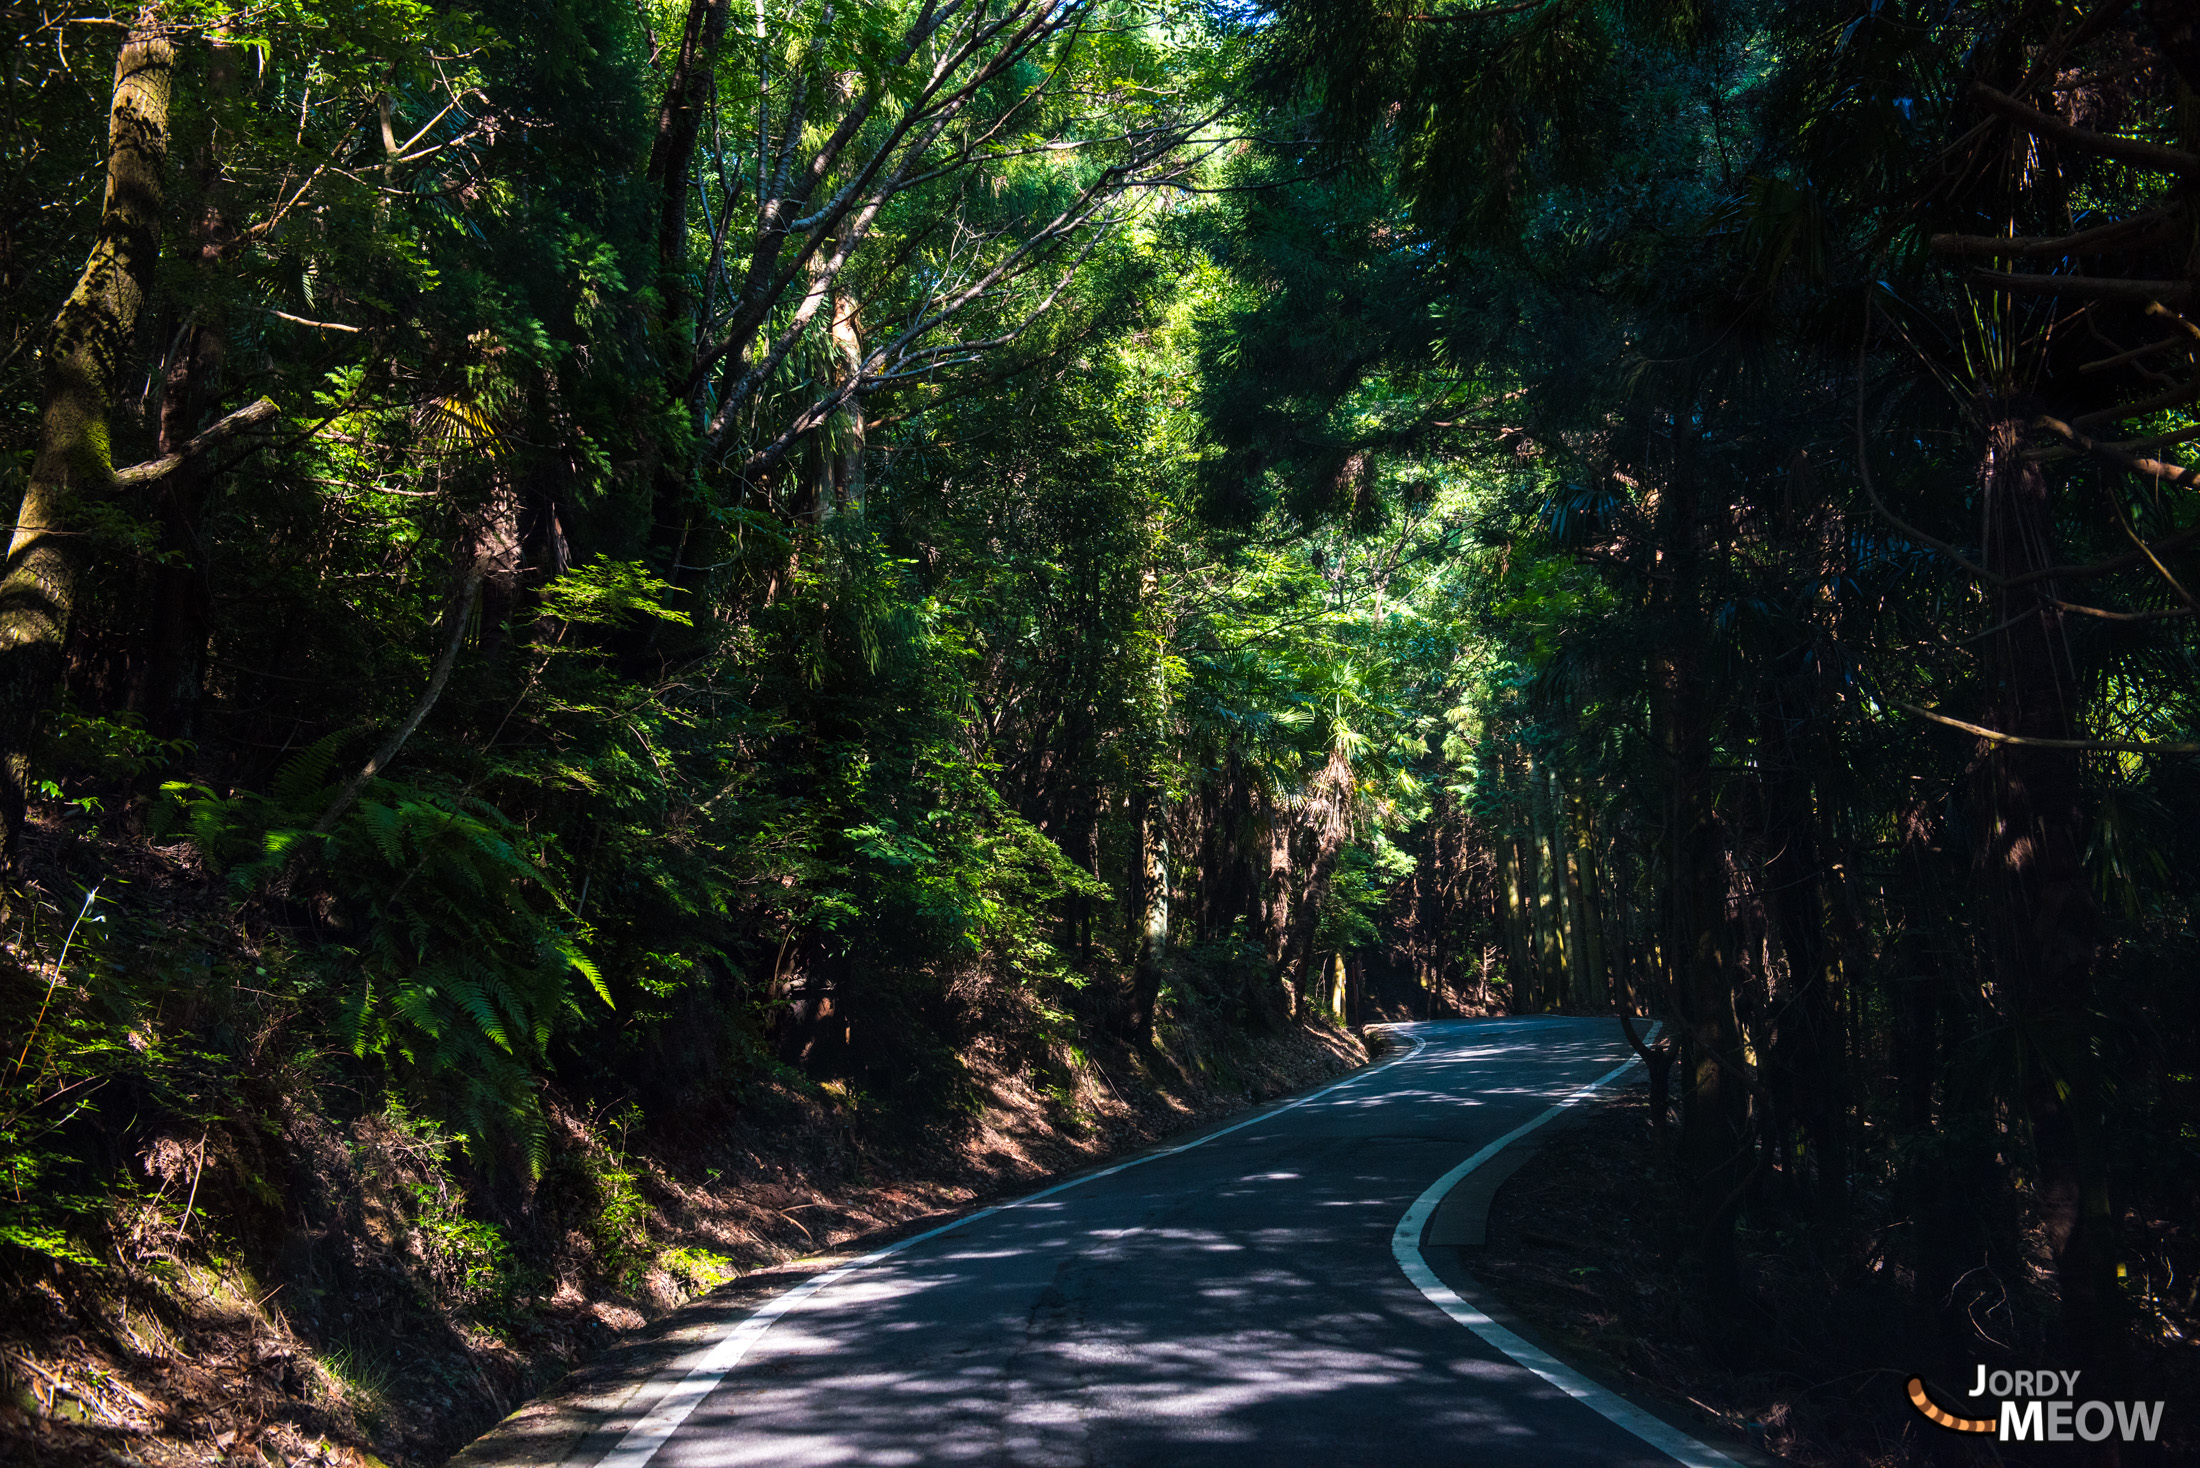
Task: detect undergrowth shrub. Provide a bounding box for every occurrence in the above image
[381,1103,530,1320]
[155,748,607,1172]
[0,880,225,1268]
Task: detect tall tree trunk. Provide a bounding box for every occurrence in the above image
[1066,783,1098,960]
[1500,833,1531,1006]
[1976,410,2113,1363]
[141,22,244,744]
[1663,657,1747,1297]
[0,11,174,863]
[1280,750,1353,1007]
[647,0,733,332]
[1572,799,1607,1011]
[1533,764,1567,1009]
[145,323,221,742]
[1890,800,1941,1136]
[1516,818,1544,1010]
[825,273,866,517]
[1890,792,1996,1365]
[633,0,732,645]
[1654,399,1749,1301]
[1562,829,1586,1009]
[1759,702,1847,1229]
[1266,809,1292,976]
[1662,650,1747,1295]
[1127,787,1168,1043]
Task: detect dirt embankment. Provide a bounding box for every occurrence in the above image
[1469,1082,2199,1467]
[1,987,1365,1468]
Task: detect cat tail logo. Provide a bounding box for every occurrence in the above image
[1906,1378,1994,1434]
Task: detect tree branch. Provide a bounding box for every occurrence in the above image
[2054,598,2192,621]
[1897,701,2199,754]
[312,572,482,832]
[1929,207,2176,259]
[1969,270,2193,305]
[113,396,279,488]
[1970,82,2200,174]
[2005,525,2200,586]
[2075,334,2187,376]
[2034,414,2200,489]
[2070,370,2200,430]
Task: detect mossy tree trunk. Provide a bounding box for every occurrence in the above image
[0,9,173,863]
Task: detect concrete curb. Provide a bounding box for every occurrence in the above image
[1402,1062,1787,1468]
[1424,1117,1563,1246]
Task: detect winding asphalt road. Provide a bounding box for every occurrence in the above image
[591,1017,1724,1468]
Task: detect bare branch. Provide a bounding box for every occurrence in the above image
[1897,701,2199,754]
[2005,525,2200,587]
[313,571,484,832]
[2070,372,2200,431]
[264,308,365,333]
[1969,270,2193,305]
[1929,208,2177,260]
[1969,82,2200,175]
[2076,333,2186,375]
[2054,599,2192,622]
[2034,414,2200,490]
[113,397,280,487]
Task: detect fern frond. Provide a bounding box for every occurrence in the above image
[449,973,513,1053]
[565,947,612,1006]
[392,981,446,1040]
[270,728,356,811]
[363,801,408,867]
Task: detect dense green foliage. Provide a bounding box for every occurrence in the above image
[0,0,1471,1271]
[1261,0,2200,1385]
[5,0,2199,1422]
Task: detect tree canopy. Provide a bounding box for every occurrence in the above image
[4,0,2199,1438]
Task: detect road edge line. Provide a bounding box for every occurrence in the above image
[1389,1025,1744,1468]
[587,1030,1424,1468]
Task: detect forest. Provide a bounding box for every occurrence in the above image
[3,0,2198,1462]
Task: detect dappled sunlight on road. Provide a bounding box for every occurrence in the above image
[653,1187,1605,1467]
[506,1018,1673,1468]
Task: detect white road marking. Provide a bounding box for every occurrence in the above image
[1389,1024,1744,1468]
[591,1037,1418,1468]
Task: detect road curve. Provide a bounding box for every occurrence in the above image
[602,1016,1701,1468]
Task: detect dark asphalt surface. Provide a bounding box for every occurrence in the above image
[642,1016,1675,1468]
